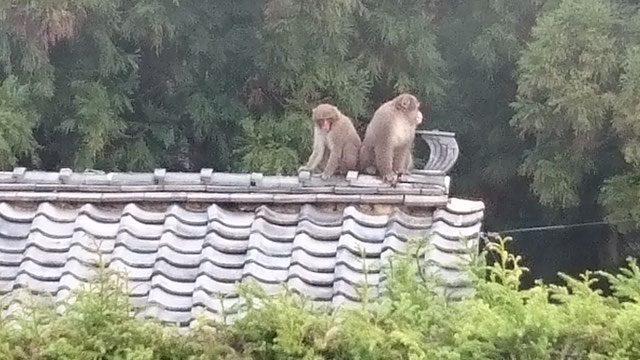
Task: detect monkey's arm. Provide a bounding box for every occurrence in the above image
[301,128,326,172]
[373,120,396,181]
[321,143,341,180]
[375,137,396,182]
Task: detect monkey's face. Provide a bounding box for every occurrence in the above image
[415,111,423,125]
[312,117,332,132]
[312,104,339,133]
[394,93,423,125]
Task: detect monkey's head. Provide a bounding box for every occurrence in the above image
[312,104,340,132]
[393,93,423,125]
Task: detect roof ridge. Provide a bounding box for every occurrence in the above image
[0,131,460,206]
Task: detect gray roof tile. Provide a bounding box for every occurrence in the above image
[109,173,155,185]
[12,167,26,180]
[21,171,62,183]
[272,194,317,203]
[210,173,252,186]
[0,184,36,191]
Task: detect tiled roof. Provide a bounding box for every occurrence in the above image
[0,130,485,326]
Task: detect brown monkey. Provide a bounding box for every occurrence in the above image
[299,104,361,180]
[359,93,423,183]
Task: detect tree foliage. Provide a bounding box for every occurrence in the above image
[511,0,640,240]
[512,0,622,207]
[0,0,262,171]
[8,0,640,274]
[0,77,38,167]
[1,0,447,173]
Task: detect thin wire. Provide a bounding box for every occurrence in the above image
[483,218,635,236]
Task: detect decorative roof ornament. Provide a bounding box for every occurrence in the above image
[418,130,459,174]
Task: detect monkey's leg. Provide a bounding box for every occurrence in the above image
[359,145,376,174]
[321,147,341,180]
[405,151,414,172]
[342,143,358,172]
[393,145,412,175]
[375,141,397,183]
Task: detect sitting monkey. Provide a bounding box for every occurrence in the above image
[300,104,361,180]
[359,93,424,183]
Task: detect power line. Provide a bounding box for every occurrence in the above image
[483,218,635,236]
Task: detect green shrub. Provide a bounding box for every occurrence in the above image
[3,236,640,359]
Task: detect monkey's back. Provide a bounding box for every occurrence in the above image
[331,114,361,147]
[362,101,396,146]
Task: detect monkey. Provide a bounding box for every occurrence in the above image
[299,104,362,180]
[359,93,423,184]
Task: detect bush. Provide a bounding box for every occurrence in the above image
[3,236,640,359]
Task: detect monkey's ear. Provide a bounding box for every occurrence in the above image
[395,95,411,111]
[331,106,340,118]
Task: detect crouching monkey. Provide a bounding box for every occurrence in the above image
[300,104,361,180]
[359,93,424,183]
